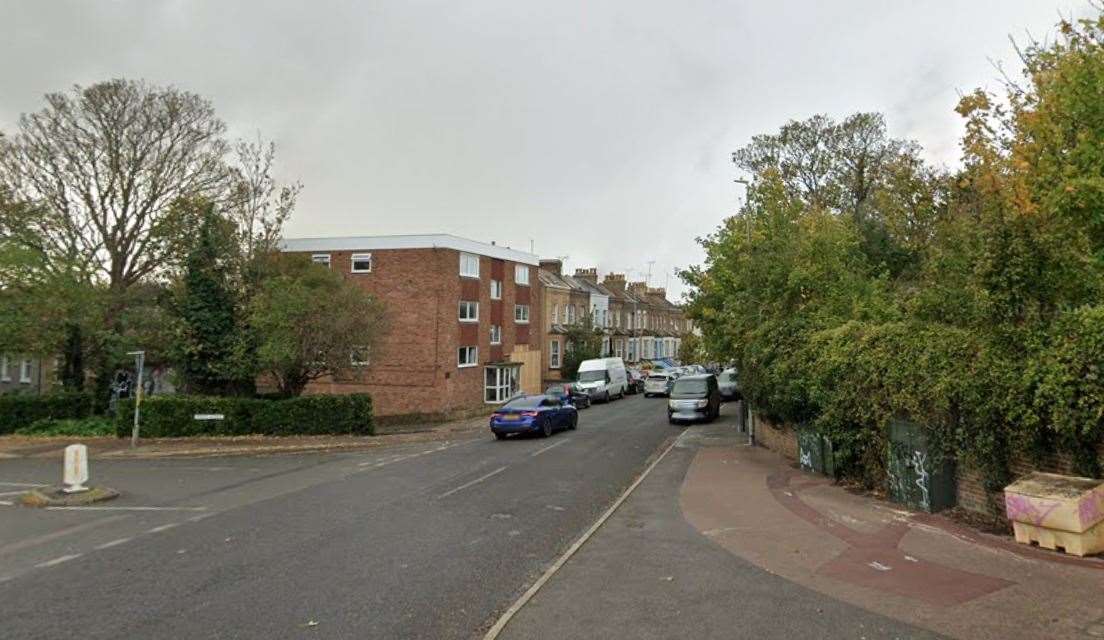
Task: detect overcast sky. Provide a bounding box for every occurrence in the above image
[0,1,1093,298]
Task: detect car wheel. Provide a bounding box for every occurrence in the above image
[541,419,553,438]
[568,415,578,430]
[644,393,651,398]
[668,416,678,425]
[494,432,507,440]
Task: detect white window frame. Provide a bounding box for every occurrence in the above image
[567,305,575,324]
[350,253,372,273]
[350,346,371,367]
[484,366,519,403]
[459,300,479,323]
[514,264,530,286]
[311,254,331,268]
[514,304,530,324]
[460,252,480,278]
[20,358,32,383]
[490,279,502,300]
[490,324,502,345]
[552,304,559,324]
[458,346,478,368]
[550,340,561,369]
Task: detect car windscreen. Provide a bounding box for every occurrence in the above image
[545,385,566,395]
[671,379,708,395]
[719,372,737,383]
[577,370,606,383]
[502,396,543,409]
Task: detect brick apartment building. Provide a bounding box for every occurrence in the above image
[280,234,543,419]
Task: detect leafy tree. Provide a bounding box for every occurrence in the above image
[560,314,603,380]
[677,332,704,364]
[170,202,253,395]
[250,256,386,397]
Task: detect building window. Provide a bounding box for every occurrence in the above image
[615,340,624,359]
[552,304,559,324]
[566,305,575,324]
[311,254,331,268]
[0,355,9,381]
[460,252,480,278]
[350,346,370,367]
[458,346,478,368]
[20,359,32,383]
[628,339,637,361]
[490,325,502,345]
[484,366,519,403]
[490,279,502,300]
[350,253,372,273]
[459,300,479,322]
[550,340,561,368]
[514,264,530,286]
[514,304,530,324]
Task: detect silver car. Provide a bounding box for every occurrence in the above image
[643,372,673,397]
[718,369,740,401]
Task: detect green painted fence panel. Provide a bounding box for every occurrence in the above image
[886,419,957,513]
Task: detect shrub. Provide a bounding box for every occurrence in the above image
[16,417,116,437]
[0,393,95,435]
[115,394,373,438]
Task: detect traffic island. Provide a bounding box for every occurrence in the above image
[20,485,120,508]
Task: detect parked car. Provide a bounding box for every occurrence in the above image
[643,372,675,397]
[490,394,578,439]
[626,369,646,394]
[667,374,722,424]
[545,383,591,409]
[717,369,741,401]
[575,357,629,402]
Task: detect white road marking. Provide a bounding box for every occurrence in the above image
[0,490,28,497]
[483,434,681,640]
[95,537,133,550]
[36,554,81,568]
[529,439,569,457]
[0,482,46,487]
[868,561,893,572]
[0,501,13,507]
[44,506,207,512]
[437,466,508,499]
[148,523,179,534]
[187,513,214,523]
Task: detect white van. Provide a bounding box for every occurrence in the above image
[575,357,628,403]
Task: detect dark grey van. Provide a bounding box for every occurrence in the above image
[667,374,721,424]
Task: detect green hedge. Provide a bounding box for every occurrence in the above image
[0,393,95,435]
[115,394,374,438]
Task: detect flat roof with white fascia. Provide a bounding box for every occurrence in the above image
[280,233,540,266]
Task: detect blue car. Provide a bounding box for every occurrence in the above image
[490,394,578,440]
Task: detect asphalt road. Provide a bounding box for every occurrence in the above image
[0,394,675,639]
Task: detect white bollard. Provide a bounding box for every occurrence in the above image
[62,444,90,493]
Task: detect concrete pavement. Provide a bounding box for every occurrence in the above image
[499,415,1104,640]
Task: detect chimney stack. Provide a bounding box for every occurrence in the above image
[540,259,562,276]
[573,267,598,283]
[602,273,626,291]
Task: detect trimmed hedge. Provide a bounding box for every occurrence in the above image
[115,394,374,438]
[0,393,95,435]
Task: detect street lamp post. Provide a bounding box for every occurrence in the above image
[127,350,145,448]
[734,178,754,445]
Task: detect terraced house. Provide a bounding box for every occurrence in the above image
[537,262,691,383]
[281,234,543,419]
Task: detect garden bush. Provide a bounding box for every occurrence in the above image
[115,394,373,438]
[16,416,116,437]
[0,392,95,435]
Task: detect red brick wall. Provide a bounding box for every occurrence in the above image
[295,247,541,417]
[755,415,799,461]
[957,445,1104,517]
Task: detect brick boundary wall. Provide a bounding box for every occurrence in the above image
[957,445,1104,518]
[754,413,799,462]
[752,408,1104,520]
